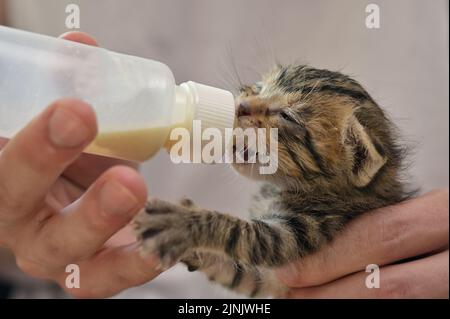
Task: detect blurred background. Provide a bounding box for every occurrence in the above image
[0,0,448,298]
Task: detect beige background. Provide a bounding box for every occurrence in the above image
[0,0,448,298]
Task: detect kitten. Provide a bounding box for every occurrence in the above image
[133,64,413,297]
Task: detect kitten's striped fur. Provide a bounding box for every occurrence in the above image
[133,64,413,297]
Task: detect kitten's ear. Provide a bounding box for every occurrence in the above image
[344,115,387,187]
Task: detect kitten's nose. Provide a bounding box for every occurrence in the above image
[237,101,252,117]
[237,97,267,117]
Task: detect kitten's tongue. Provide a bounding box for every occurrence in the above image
[244,148,249,161]
[244,148,258,162]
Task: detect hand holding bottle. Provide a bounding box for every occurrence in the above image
[0,32,160,298]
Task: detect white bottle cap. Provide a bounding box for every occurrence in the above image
[180,81,235,135]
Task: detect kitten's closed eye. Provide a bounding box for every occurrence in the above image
[279,110,298,124]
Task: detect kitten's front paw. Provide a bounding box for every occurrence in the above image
[133,198,196,270]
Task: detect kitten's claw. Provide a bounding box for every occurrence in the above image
[181,252,203,272]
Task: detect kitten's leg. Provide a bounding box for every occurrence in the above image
[176,197,280,296]
[182,252,288,297]
[134,198,342,269]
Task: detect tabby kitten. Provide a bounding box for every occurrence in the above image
[133,64,412,297]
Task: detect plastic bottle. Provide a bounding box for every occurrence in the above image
[0,26,235,161]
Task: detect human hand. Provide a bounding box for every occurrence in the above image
[277,189,449,298]
[0,32,160,298]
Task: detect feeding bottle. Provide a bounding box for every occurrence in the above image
[0,26,235,161]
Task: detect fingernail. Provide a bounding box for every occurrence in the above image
[100,181,139,216]
[49,107,92,147]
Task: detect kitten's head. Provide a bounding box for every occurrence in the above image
[232,64,406,200]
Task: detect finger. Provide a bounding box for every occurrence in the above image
[59,31,99,46]
[288,250,449,299]
[64,153,139,190]
[277,189,449,288]
[31,166,147,263]
[59,243,161,298]
[0,99,97,218]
